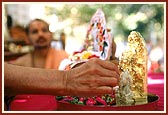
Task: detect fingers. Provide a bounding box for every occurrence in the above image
[89,58,119,75]
[67,58,120,97]
[93,64,119,82]
[87,58,120,83]
[75,86,114,97]
[80,86,114,97]
[95,86,114,95]
[98,77,118,87]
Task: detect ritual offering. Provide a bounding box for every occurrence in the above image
[56,9,159,111]
[84,8,112,60]
[115,31,148,105]
[59,8,113,70]
[57,8,116,107]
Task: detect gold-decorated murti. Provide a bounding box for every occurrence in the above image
[115,31,148,105]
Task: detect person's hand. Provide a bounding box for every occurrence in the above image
[64,58,119,97]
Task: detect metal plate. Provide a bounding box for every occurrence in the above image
[56,93,159,111]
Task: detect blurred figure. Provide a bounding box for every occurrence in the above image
[51,32,66,50]
[8,19,68,111]
[9,25,29,44]
[148,40,164,73]
[146,39,153,55]
[10,19,68,69]
[7,15,13,30]
[51,39,63,50]
[60,32,66,50]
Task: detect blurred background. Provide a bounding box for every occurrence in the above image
[3,3,165,73]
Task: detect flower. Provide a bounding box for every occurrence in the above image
[86,98,96,105]
[95,96,107,105]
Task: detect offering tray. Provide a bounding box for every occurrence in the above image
[56,93,159,111]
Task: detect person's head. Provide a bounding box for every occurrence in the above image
[25,19,52,49]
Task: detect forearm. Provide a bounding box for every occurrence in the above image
[4,63,67,96]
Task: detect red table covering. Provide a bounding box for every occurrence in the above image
[10,95,57,111]
[10,72,164,111]
[147,72,164,111]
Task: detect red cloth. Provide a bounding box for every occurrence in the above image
[147,72,164,111]
[10,95,57,111]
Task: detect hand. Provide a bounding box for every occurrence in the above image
[65,58,119,97]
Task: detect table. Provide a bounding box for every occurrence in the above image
[9,72,164,111]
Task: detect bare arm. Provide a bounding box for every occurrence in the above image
[4,63,66,96]
[4,58,119,97]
